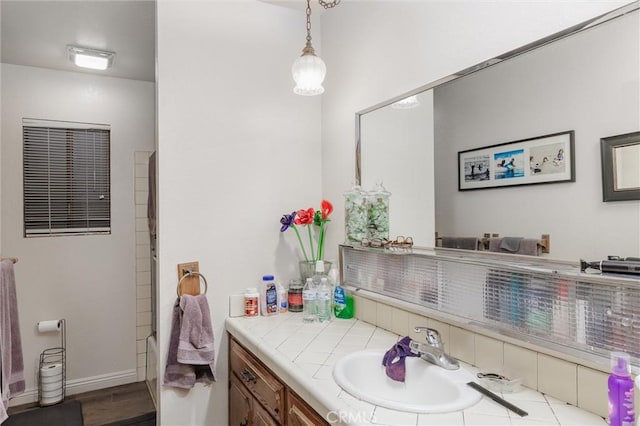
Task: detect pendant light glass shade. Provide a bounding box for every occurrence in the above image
[292,52,326,96]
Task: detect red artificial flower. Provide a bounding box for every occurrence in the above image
[295,208,314,225]
[321,199,333,220]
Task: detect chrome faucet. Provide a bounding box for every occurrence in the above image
[410,326,459,370]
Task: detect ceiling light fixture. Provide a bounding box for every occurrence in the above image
[392,95,421,110]
[291,0,340,96]
[67,45,115,71]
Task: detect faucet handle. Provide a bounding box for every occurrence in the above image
[413,326,442,346]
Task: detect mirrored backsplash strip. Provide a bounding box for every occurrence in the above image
[340,245,640,366]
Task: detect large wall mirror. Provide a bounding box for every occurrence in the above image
[357,2,639,261]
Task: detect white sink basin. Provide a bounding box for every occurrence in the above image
[333,349,481,413]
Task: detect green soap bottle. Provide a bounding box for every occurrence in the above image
[333,284,354,319]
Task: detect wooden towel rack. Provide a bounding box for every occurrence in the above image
[1,257,18,264]
[435,232,550,254]
[480,233,550,254]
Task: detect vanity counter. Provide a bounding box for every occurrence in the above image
[225,313,608,425]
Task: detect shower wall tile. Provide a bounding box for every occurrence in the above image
[137,284,151,299]
[137,311,152,327]
[137,271,151,286]
[137,298,151,313]
[134,151,153,380]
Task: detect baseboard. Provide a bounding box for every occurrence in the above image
[8,369,138,407]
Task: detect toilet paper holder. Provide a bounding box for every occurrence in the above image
[37,318,66,406]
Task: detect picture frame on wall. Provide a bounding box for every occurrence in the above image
[600,131,640,202]
[458,130,575,191]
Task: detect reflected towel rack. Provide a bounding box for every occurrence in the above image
[177,270,208,297]
[435,232,550,254]
[1,257,18,264]
[481,233,550,254]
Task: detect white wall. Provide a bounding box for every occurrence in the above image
[1,64,155,400]
[434,12,639,261]
[156,1,321,424]
[320,0,631,262]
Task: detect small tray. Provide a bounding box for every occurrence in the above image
[477,372,522,393]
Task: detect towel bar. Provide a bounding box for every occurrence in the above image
[177,270,208,297]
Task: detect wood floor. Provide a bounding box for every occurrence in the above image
[8,381,156,426]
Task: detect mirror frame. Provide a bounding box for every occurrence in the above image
[600,131,640,201]
[355,2,639,185]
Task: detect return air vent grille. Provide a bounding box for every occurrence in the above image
[341,246,640,364]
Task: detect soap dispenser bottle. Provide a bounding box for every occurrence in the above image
[608,351,635,426]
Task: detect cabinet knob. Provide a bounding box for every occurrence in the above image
[240,367,257,384]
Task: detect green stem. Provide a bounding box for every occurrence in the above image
[292,225,309,262]
[317,223,325,260]
[306,225,316,261]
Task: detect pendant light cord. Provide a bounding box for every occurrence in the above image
[303,0,341,55]
[319,0,340,9]
[306,0,312,44]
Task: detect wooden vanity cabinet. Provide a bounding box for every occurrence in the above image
[287,390,328,426]
[228,336,329,426]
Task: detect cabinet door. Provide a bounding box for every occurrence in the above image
[229,374,252,426]
[230,339,285,423]
[287,391,329,426]
[253,400,279,426]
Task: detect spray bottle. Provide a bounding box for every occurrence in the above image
[608,351,635,426]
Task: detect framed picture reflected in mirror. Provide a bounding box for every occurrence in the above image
[601,131,640,202]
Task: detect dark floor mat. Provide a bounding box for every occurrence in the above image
[4,400,83,426]
[103,411,156,426]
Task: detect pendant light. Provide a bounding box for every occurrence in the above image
[291,0,340,96]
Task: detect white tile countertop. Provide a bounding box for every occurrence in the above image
[225,313,609,426]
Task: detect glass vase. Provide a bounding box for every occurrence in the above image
[344,184,368,244]
[298,260,332,283]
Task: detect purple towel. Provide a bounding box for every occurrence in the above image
[382,336,418,382]
[164,297,216,389]
[177,294,215,365]
[0,260,25,423]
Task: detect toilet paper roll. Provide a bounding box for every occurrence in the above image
[41,388,62,398]
[40,363,62,377]
[40,394,63,406]
[38,320,61,333]
[41,375,62,385]
[41,381,62,392]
